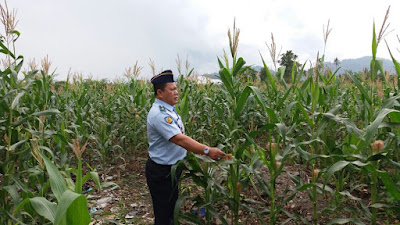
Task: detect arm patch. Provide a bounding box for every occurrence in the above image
[165,116,173,124]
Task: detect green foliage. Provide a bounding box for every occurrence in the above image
[1,6,400,225]
[31,153,91,225]
[171,20,400,225]
[278,50,300,83]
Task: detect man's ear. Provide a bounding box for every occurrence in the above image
[156,88,163,97]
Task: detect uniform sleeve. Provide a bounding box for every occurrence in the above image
[151,113,182,141]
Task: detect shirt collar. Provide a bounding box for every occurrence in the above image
[155,98,175,112]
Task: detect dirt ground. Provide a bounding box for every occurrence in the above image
[87,154,154,225]
[85,152,399,225]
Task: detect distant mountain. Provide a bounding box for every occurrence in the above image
[325,56,395,74]
[201,72,219,80]
[201,65,269,80]
[200,56,395,80]
[251,65,263,72]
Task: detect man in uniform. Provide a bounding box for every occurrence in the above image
[146,70,226,225]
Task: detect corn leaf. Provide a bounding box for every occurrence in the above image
[364,109,398,144]
[276,86,293,111]
[232,57,245,77]
[32,109,60,117]
[11,91,25,109]
[234,86,252,119]
[347,72,371,104]
[4,185,20,205]
[372,22,377,60]
[134,89,143,105]
[385,42,400,90]
[12,197,30,217]
[30,197,56,223]
[218,68,234,98]
[54,190,90,225]
[277,66,288,89]
[297,102,314,128]
[379,172,400,200]
[0,40,16,59]
[205,206,228,225]
[323,161,350,189]
[40,153,67,202]
[327,218,365,225]
[322,113,364,138]
[249,86,278,122]
[10,139,28,151]
[174,194,190,225]
[260,54,277,93]
[177,88,189,123]
[16,56,24,74]
[90,172,101,191]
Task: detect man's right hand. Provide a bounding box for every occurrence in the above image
[208,147,226,160]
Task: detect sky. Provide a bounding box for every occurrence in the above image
[5,0,400,80]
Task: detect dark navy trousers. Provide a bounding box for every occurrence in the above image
[145,158,181,225]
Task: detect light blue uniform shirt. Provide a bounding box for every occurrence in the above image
[147,99,187,165]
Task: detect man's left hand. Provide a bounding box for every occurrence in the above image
[208,147,225,160]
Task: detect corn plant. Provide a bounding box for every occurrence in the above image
[0,3,102,223]
[1,2,400,224]
[28,152,91,225]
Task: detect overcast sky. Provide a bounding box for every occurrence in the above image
[6,0,400,80]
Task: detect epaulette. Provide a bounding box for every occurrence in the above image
[159,105,166,112]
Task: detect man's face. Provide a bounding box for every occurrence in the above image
[158,82,178,106]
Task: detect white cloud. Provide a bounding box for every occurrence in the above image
[4,0,400,80]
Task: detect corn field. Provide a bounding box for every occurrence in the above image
[1,3,400,225]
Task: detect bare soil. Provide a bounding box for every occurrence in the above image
[85,152,399,225]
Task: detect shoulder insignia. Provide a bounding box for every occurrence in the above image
[164,116,173,124]
[159,105,165,112]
